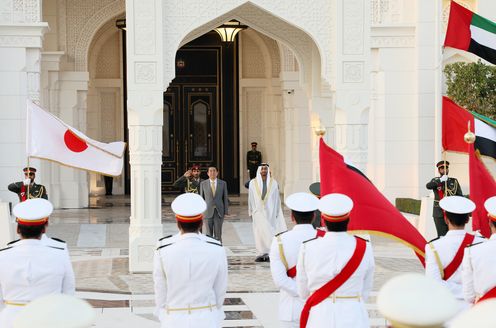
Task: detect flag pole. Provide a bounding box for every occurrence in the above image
[443,151,448,192]
[26,156,30,199]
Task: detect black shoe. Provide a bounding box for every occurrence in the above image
[255,255,264,262]
[263,254,270,262]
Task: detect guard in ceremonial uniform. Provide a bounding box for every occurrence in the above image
[0,198,75,328]
[296,193,374,328]
[425,196,484,311]
[426,161,462,237]
[462,196,496,304]
[153,193,228,328]
[246,142,262,179]
[173,164,203,194]
[377,273,459,328]
[7,167,48,202]
[269,192,324,328]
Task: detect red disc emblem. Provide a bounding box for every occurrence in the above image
[64,129,88,152]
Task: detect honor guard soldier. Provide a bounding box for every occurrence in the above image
[246,142,262,180]
[296,194,374,328]
[0,199,75,328]
[308,182,322,228]
[425,196,484,310]
[7,167,48,202]
[426,161,463,237]
[173,164,203,194]
[12,294,95,328]
[377,273,458,328]
[153,193,228,328]
[269,192,325,328]
[462,196,496,304]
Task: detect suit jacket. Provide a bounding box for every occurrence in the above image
[200,179,229,218]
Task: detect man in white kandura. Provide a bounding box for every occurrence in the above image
[425,196,484,312]
[462,196,496,304]
[296,193,374,328]
[248,163,286,262]
[269,192,325,328]
[0,198,75,328]
[153,193,228,328]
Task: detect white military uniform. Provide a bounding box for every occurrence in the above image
[0,199,75,328]
[425,196,484,309]
[269,193,321,328]
[153,193,228,328]
[296,194,375,328]
[462,196,496,305]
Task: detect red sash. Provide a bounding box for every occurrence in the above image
[286,230,327,278]
[478,286,496,303]
[300,237,367,328]
[443,233,475,280]
[20,184,27,202]
[436,187,447,219]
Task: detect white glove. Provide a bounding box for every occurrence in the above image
[23,178,31,186]
[440,175,448,182]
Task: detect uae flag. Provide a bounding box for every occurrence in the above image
[442,97,496,159]
[444,1,496,65]
[319,138,427,266]
[27,101,126,176]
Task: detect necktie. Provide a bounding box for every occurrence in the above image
[211,180,216,195]
[262,179,267,200]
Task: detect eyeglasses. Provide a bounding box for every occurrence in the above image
[24,173,35,177]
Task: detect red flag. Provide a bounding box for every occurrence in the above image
[469,144,496,238]
[319,138,426,265]
[442,97,474,153]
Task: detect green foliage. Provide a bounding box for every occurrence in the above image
[395,198,421,215]
[444,60,496,119]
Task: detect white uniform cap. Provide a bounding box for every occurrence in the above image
[13,294,95,328]
[451,299,496,328]
[439,196,475,214]
[285,192,319,212]
[171,193,207,222]
[13,198,53,225]
[318,193,353,221]
[484,196,496,217]
[377,273,458,328]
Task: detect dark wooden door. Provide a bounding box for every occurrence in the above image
[161,32,239,194]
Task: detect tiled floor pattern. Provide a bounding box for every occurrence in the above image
[45,196,424,327]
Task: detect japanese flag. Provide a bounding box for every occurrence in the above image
[26,101,126,176]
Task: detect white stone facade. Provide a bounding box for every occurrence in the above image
[1,0,495,270]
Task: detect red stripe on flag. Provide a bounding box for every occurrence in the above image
[469,144,496,238]
[442,97,474,153]
[319,138,427,265]
[444,1,473,51]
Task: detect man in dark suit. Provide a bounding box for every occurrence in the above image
[200,166,229,242]
[426,160,463,237]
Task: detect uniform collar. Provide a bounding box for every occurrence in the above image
[292,224,315,231]
[324,231,349,238]
[179,232,202,240]
[445,230,467,236]
[17,239,42,246]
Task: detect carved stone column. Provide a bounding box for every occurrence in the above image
[126,0,164,272]
[0,0,47,203]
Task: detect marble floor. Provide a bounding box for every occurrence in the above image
[45,195,424,327]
